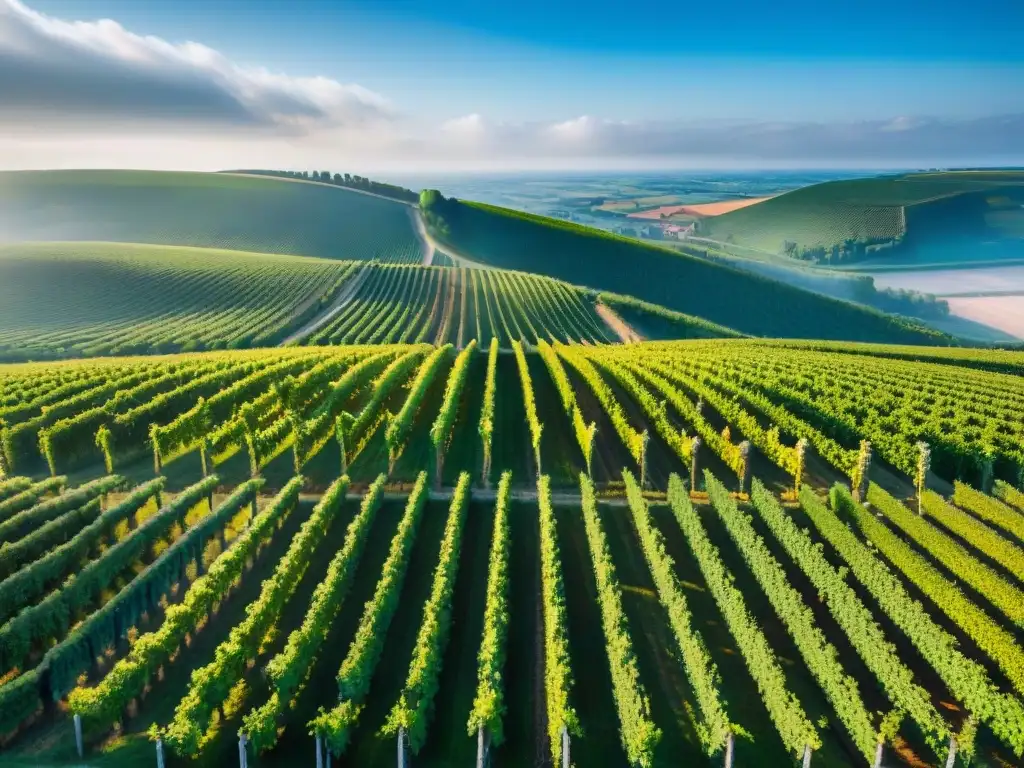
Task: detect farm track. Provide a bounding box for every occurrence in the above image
[410,207,436,266]
[278,265,371,345]
[595,302,644,343]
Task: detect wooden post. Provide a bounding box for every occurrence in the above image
[945,735,958,768]
[794,437,810,492]
[238,733,249,768]
[561,725,570,768]
[872,742,884,768]
[853,440,872,502]
[916,441,931,515]
[723,732,734,768]
[690,436,702,494]
[802,744,812,768]
[74,714,84,758]
[156,737,166,768]
[738,441,752,495]
[316,734,324,768]
[639,430,650,490]
[200,441,209,478]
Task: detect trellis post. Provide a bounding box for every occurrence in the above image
[156,737,165,768]
[397,726,408,768]
[476,725,490,768]
[916,441,931,515]
[723,731,735,768]
[639,430,650,490]
[316,734,324,768]
[238,732,249,768]
[853,440,872,501]
[561,725,570,768]
[74,713,84,758]
[802,744,812,767]
[944,735,958,768]
[872,742,884,768]
[794,437,810,492]
[690,436,702,494]
[738,440,752,495]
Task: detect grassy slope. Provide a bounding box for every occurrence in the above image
[0,170,422,263]
[434,199,947,344]
[0,242,355,360]
[702,170,1024,253]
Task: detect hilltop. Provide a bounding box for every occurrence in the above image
[0,170,424,263]
[420,192,948,344]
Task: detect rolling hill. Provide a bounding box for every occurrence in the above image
[0,242,740,362]
[699,170,1024,263]
[0,170,424,263]
[0,242,360,360]
[421,194,948,344]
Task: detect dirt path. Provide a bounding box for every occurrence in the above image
[594,301,643,343]
[420,221,493,269]
[278,264,370,345]
[410,207,436,266]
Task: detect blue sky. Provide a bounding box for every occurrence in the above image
[3,0,1024,170]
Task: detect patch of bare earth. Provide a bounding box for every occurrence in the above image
[627,196,775,220]
[595,302,643,343]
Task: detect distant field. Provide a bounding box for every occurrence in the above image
[0,170,423,263]
[0,242,357,360]
[701,171,1024,260]
[628,196,774,220]
[871,265,1024,295]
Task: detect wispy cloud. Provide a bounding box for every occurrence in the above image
[0,0,394,133]
[0,0,1021,171]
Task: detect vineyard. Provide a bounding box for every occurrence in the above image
[300,264,616,347]
[0,248,696,361]
[0,244,360,361]
[419,194,947,343]
[0,340,1022,767]
[0,171,424,263]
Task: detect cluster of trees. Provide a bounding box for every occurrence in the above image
[235,169,419,203]
[419,189,451,239]
[781,236,899,264]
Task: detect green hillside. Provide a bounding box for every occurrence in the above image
[301,264,620,347]
[0,170,423,263]
[0,242,357,360]
[423,195,947,344]
[0,243,741,362]
[700,170,1024,262]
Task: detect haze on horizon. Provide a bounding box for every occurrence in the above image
[1,0,1022,174]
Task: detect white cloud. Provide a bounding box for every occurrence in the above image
[0,0,393,132]
[0,1,1021,172]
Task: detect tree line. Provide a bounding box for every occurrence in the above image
[232,170,420,204]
